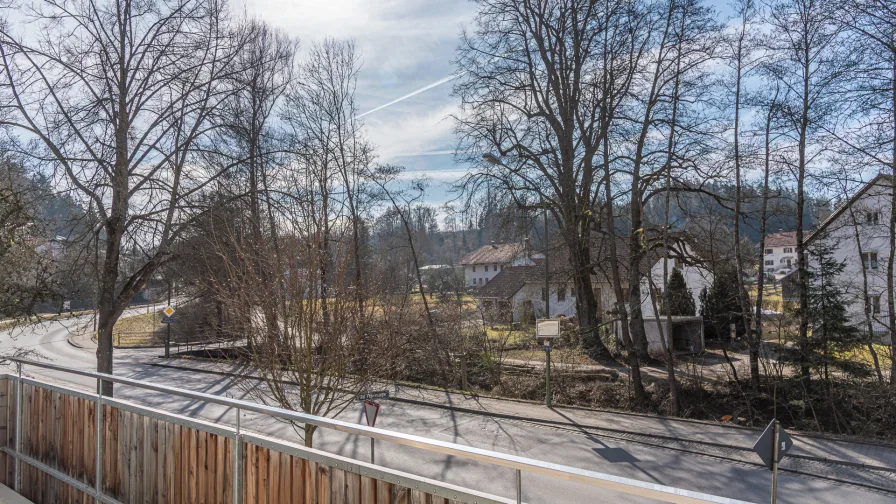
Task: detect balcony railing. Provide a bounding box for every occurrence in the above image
[0,358,754,504]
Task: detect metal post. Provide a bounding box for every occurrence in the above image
[165,281,172,358]
[543,204,549,318]
[95,379,103,503]
[545,344,552,408]
[370,437,375,465]
[233,407,242,504]
[14,363,22,493]
[771,420,779,504]
[516,468,522,504]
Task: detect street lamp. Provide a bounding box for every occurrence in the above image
[483,153,554,407]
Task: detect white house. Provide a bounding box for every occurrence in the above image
[806,174,895,342]
[459,242,534,288]
[475,265,577,324]
[763,231,798,278]
[633,253,712,355]
[639,255,712,319]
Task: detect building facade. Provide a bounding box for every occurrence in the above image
[806,174,894,342]
[460,242,533,287]
[763,231,798,278]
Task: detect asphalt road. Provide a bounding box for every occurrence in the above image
[1,315,893,504]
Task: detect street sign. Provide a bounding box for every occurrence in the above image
[357,390,389,401]
[363,400,380,427]
[162,316,175,324]
[536,319,561,339]
[163,306,175,317]
[752,419,793,470]
[543,345,552,352]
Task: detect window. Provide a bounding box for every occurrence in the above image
[472,266,476,272]
[869,295,882,315]
[558,286,566,301]
[866,211,881,225]
[765,260,774,266]
[784,247,793,253]
[765,248,773,255]
[862,252,879,270]
[493,264,498,272]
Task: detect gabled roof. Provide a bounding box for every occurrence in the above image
[459,242,525,265]
[807,173,893,246]
[765,231,796,248]
[475,264,569,299]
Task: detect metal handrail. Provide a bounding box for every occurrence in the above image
[5,357,754,504]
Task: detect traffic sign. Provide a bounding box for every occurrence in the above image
[163,306,175,317]
[162,317,175,324]
[363,400,380,427]
[357,390,389,401]
[543,345,552,352]
[752,419,793,470]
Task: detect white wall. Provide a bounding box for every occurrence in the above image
[811,182,893,340]
[640,257,712,318]
[464,263,505,287]
[509,282,577,323]
[763,245,797,275]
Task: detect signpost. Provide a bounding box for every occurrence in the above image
[362,400,381,464]
[536,319,561,408]
[162,304,175,357]
[752,419,793,504]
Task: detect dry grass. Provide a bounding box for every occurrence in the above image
[112,310,166,346]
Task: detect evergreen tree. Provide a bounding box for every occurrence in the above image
[781,240,867,381]
[700,266,746,341]
[663,268,696,316]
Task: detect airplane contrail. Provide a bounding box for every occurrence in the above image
[356,71,466,119]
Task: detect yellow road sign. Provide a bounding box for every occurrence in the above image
[163,306,175,317]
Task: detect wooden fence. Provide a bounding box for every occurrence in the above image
[0,377,510,504]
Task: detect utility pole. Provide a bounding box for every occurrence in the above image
[543,202,551,408]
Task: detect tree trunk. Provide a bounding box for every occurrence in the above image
[565,224,609,357]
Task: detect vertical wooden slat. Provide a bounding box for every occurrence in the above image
[376,480,392,504]
[146,416,157,504]
[291,456,303,503]
[215,434,225,504]
[257,445,268,504]
[360,476,376,504]
[189,427,198,504]
[392,486,410,504]
[330,467,345,503]
[246,444,257,504]
[305,460,318,504]
[173,423,182,504]
[197,430,207,504]
[222,437,232,504]
[346,471,361,504]
[268,447,279,504]
[206,433,216,504]
[279,452,289,502]
[318,464,331,504]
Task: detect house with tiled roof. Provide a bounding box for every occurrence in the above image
[763,231,798,278]
[459,242,534,288]
[475,264,577,324]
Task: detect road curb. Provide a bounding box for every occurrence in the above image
[65,334,85,349]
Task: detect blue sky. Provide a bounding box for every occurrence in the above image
[244,0,477,206]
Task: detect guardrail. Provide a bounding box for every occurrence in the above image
[2,358,754,504]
